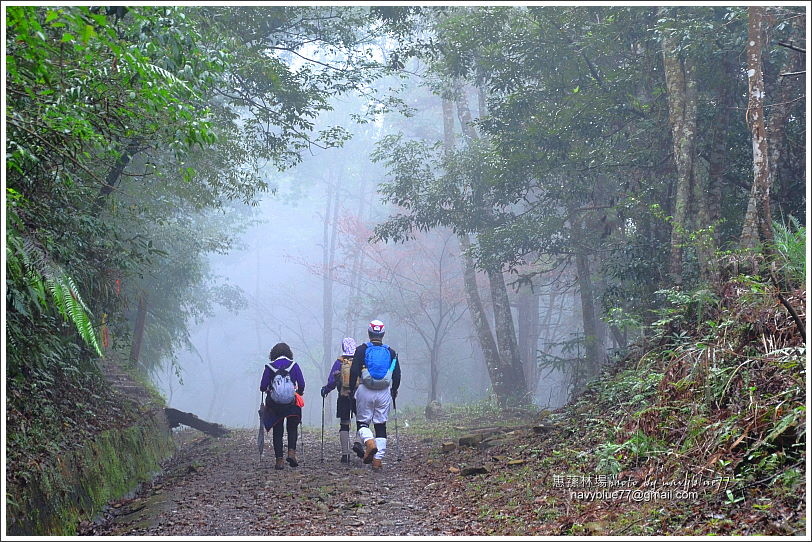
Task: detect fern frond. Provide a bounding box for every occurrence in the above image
[43,273,103,357]
[64,274,92,314]
[48,278,67,319]
[7,221,103,356]
[146,62,193,94]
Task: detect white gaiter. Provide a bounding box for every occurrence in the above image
[375,437,387,460]
[358,426,374,443]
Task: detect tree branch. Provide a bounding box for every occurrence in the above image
[777,41,805,53]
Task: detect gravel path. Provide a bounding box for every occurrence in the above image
[80,426,458,536]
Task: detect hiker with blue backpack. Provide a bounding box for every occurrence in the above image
[259,342,306,470]
[320,337,359,463]
[349,320,401,471]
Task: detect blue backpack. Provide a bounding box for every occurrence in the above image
[362,342,396,390]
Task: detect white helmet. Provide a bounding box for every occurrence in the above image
[368,319,385,336]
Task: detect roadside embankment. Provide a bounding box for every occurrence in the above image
[7,409,175,536]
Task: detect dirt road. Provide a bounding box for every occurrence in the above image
[80,426,470,536]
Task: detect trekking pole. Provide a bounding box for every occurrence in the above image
[321,395,325,463]
[299,416,304,457]
[257,392,265,464]
[393,396,401,462]
[296,392,304,460]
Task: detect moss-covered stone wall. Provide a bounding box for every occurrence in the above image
[6,409,176,535]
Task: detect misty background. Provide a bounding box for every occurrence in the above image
[153,89,579,428]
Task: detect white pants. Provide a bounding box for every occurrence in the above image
[354,384,391,425]
[355,384,391,460]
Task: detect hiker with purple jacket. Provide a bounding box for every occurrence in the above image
[260,342,305,470]
[320,337,358,463]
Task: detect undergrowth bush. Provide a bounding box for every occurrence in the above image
[571,265,805,503]
[772,216,805,287]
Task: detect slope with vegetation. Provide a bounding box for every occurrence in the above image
[404,244,806,535]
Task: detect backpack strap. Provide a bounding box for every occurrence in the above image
[268,359,296,374]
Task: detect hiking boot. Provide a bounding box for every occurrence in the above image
[340,454,350,464]
[352,441,365,458]
[286,450,298,467]
[362,439,378,464]
[371,458,383,471]
[275,457,285,470]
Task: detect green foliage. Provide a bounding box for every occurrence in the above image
[595,429,666,474]
[621,429,666,461]
[650,287,720,333]
[6,193,101,367]
[595,442,624,474]
[771,216,805,287]
[594,366,663,406]
[6,6,220,184]
[5,10,419,525]
[377,5,804,374]
[48,273,103,357]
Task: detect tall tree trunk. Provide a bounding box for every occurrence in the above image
[442,95,456,152]
[662,25,698,285]
[454,83,478,143]
[458,234,512,405]
[478,86,488,118]
[443,93,516,405]
[255,250,263,354]
[204,325,220,421]
[453,84,528,401]
[570,211,602,379]
[322,178,339,371]
[95,137,143,210]
[707,57,733,246]
[345,174,368,336]
[766,18,804,214]
[429,337,439,403]
[517,284,540,394]
[487,269,527,400]
[740,6,775,253]
[694,156,719,283]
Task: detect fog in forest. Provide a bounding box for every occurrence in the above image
[156,138,574,428]
[154,87,582,428]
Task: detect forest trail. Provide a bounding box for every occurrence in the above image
[71,393,808,537]
[79,427,469,536]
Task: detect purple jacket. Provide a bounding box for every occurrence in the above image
[323,358,344,393]
[260,357,305,396]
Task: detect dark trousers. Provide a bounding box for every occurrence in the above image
[272,417,299,458]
